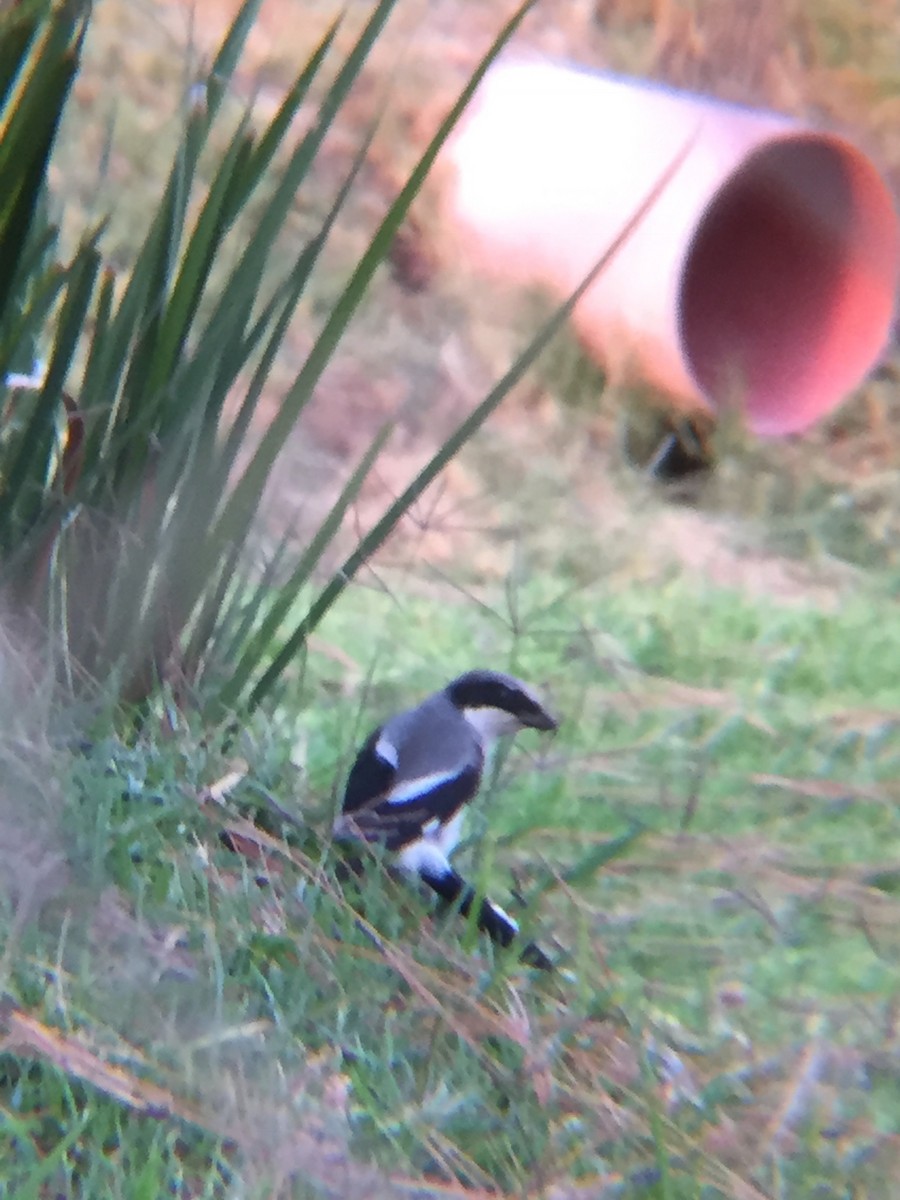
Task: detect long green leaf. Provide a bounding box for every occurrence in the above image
[227,16,341,215]
[94,0,263,432]
[209,516,309,678]
[142,112,256,403]
[213,115,383,502]
[0,205,58,356]
[78,266,117,460]
[167,1,391,475]
[40,232,103,401]
[218,421,394,709]
[0,3,86,323]
[0,239,100,547]
[171,111,388,661]
[203,0,264,121]
[215,5,538,634]
[117,110,205,416]
[118,14,347,467]
[206,0,402,537]
[112,0,264,423]
[0,3,42,107]
[0,258,65,376]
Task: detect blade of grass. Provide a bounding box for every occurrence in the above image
[128,6,386,485]
[181,0,392,390]
[78,266,117,458]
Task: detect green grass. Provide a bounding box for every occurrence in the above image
[3,559,899,1197]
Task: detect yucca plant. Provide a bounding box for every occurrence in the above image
[0,0,674,718]
[0,0,508,708]
[0,0,90,534]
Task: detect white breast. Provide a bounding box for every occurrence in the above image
[460,705,521,744]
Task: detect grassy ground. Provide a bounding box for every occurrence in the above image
[3,533,900,1197]
[3,0,900,1196]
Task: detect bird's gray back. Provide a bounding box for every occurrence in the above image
[382,692,481,781]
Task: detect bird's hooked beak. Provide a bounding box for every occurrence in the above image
[522,706,558,733]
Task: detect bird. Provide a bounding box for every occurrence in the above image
[332,669,558,969]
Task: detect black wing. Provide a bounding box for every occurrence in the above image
[340,725,482,852]
[364,761,482,851]
[345,766,482,852]
[342,727,395,815]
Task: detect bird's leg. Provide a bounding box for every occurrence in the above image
[418,865,553,970]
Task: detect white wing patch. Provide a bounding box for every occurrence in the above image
[374,733,400,768]
[386,768,460,806]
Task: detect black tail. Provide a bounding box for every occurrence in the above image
[419,865,553,971]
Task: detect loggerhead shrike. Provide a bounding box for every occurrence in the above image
[333,669,558,968]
